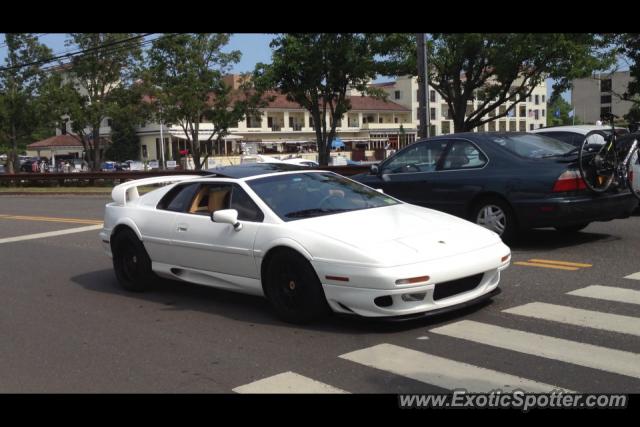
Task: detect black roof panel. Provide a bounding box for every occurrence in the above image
[206,163,306,179]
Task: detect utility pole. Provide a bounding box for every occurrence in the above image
[416,33,430,139]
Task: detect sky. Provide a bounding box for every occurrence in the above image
[1,33,622,106]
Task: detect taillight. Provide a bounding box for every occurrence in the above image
[552,170,587,192]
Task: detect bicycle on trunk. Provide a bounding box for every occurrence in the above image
[578,113,640,201]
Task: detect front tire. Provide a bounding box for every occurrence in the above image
[263,250,330,324]
[112,228,155,292]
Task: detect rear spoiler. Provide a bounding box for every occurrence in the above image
[111,175,201,206]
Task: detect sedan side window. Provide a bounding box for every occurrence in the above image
[231,184,264,222]
[382,140,448,174]
[441,140,488,170]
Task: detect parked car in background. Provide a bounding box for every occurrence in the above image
[353,132,639,242]
[530,125,628,147]
[100,164,510,323]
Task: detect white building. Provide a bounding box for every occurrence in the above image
[367,75,547,135]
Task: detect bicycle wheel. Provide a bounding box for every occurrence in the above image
[626,143,640,201]
[578,130,617,193]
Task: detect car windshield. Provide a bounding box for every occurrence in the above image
[248,172,399,221]
[489,134,575,158]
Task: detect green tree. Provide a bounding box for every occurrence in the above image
[0,33,52,173]
[52,33,144,171]
[145,33,265,170]
[257,33,390,166]
[382,33,616,132]
[546,94,574,126]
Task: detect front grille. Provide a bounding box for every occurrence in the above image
[433,273,484,301]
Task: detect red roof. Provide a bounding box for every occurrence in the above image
[28,134,83,149]
[255,91,410,112]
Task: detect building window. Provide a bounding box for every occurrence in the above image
[430,107,436,120]
[430,90,436,103]
[542,95,546,103]
[530,123,534,131]
[142,145,148,158]
[542,109,545,117]
[601,95,612,104]
[441,105,448,119]
[441,121,451,134]
[394,90,401,100]
[488,121,496,131]
[499,121,507,131]
[534,110,539,120]
[509,121,516,132]
[519,120,526,131]
[429,124,436,136]
[535,94,540,105]
[247,114,262,128]
[601,79,612,92]
[499,105,506,115]
[601,106,612,117]
[519,105,526,117]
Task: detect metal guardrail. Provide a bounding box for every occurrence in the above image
[0,165,371,186]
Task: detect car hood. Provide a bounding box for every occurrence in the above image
[288,203,504,266]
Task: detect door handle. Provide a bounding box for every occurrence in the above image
[176,224,188,232]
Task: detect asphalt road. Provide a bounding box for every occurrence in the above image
[0,195,639,393]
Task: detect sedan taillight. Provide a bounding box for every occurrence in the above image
[552,170,587,192]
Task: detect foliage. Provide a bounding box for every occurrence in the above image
[257,33,391,166]
[0,33,52,172]
[144,33,266,170]
[381,33,616,132]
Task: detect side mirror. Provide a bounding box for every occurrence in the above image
[370,164,379,175]
[211,209,243,231]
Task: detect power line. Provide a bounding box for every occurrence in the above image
[0,33,153,73]
[0,33,50,50]
[38,33,179,74]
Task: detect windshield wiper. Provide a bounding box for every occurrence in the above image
[284,208,349,219]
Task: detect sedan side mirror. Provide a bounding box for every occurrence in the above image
[370,164,379,175]
[211,209,243,231]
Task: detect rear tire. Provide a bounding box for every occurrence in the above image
[578,130,616,193]
[471,198,518,244]
[263,250,330,324]
[112,228,155,292]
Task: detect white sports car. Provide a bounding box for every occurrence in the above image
[100,163,510,323]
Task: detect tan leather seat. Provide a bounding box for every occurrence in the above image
[208,188,230,213]
[189,187,208,214]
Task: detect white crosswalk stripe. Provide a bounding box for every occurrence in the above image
[568,285,640,305]
[232,371,349,394]
[339,343,570,393]
[430,320,640,379]
[503,302,640,336]
[624,272,640,280]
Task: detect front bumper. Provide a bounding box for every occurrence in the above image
[513,191,639,229]
[322,266,503,318]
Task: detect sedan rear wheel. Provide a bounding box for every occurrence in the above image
[472,199,517,243]
[264,250,330,324]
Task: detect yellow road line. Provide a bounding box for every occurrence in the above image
[514,262,579,271]
[528,259,592,268]
[0,214,103,225]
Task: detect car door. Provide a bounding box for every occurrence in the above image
[375,139,449,207]
[171,182,263,279]
[424,138,489,217]
[139,182,201,264]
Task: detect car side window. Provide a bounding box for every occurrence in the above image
[231,184,264,222]
[157,183,201,212]
[187,183,232,216]
[382,140,448,174]
[441,140,488,170]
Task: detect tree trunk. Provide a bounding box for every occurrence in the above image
[92,127,101,171]
[8,122,18,174]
